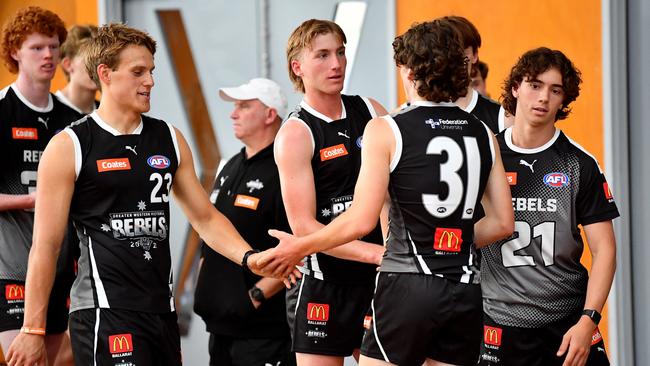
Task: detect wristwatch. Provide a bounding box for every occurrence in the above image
[249,286,266,303]
[241,249,260,273]
[582,309,601,325]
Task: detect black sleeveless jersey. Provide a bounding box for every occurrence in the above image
[287,95,382,284]
[0,84,82,280]
[65,112,179,313]
[380,101,495,284]
[463,89,505,134]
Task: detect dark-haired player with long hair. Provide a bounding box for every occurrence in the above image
[478,48,618,366]
[260,19,513,366]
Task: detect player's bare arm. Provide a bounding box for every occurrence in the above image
[168,127,291,278]
[263,116,393,268]
[273,119,384,266]
[474,136,515,248]
[6,132,76,366]
[557,220,616,366]
[0,193,36,211]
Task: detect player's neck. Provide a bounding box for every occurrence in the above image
[303,90,343,120]
[61,83,96,114]
[95,100,141,134]
[511,119,556,149]
[454,88,474,110]
[13,73,51,108]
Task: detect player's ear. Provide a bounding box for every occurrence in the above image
[511,83,520,99]
[97,63,111,85]
[291,59,303,78]
[61,57,73,73]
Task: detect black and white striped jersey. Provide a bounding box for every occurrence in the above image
[65,111,179,313]
[0,84,82,280]
[284,95,383,285]
[481,127,619,327]
[380,101,495,284]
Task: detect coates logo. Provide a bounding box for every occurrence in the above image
[234,194,259,210]
[506,172,517,185]
[603,182,614,201]
[320,144,348,161]
[591,328,603,346]
[433,228,462,252]
[97,158,131,173]
[484,326,502,346]
[5,284,25,300]
[12,127,38,140]
[109,333,133,354]
[307,303,329,321]
[543,172,569,188]
[363,315,372,330]
[147,155,170,169]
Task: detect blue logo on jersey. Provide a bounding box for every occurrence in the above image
[356,136,363,149]
[543,172,569,187]
[147,155,170,169]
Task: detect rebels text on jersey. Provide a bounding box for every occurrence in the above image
[380,101,495,284]
[287,95,383,285]
[0,84,82,280]
[65,111,179,314]
[480,127,619,327]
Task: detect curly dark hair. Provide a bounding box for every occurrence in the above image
[501,47,582,121]
[1,6,67,74]
[393,20,469,102]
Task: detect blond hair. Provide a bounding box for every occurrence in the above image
[286,19,346,93]
[60,24,97,80]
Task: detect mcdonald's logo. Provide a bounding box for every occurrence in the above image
[603,182,613,200]
[433,228,462,252]
[5,284,25,300]
[307,303,329,321]
[109,333,133,354]
[484,326,502,346]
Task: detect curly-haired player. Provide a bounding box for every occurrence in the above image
[260,18,514,366]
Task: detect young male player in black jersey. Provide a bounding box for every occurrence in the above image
[478,48,618,366]
[56,24,99,114]
[441,16,511,134]
[262,19,514,366]
[6,24,291,366]
[273,19,388,366]
[0,7,82,365]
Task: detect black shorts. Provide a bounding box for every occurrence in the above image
[478,313,610,366]
[208,333,295,366]
[69,308,182,366]
[361,273,482,366]
[285,274,374,357]
[0,276,72,334]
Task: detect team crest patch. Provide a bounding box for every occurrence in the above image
[147,155,170,169]
[543,172,569,187]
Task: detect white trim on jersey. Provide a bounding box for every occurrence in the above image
[165,122,181,166]
[169,268,175,312]
[408,230,432,274]
[382,115,403,173]
[10,83,54,113]
[90,110,143,136]
[278,117,315,159]
[293,273,307,317]
[309,254,324,280]
[410,100,457,108]
[63,128,83,180]
[460,250,474,284]
[361,96,378,119]
[498,106,506,132]
[462,89,479,113]
[93,308,101,366]
[299,99,347,123]
[504,126,561,154]
[371,273,391,363]
[565,134,605,173]
[0,85,9,100]
[462,136,481,220]
[481,122,496,168]
[55,90,91,115]
[88,234,110,308]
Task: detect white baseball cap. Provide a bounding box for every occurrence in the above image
[219,78,288,119]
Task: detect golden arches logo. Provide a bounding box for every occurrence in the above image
[484,326,502,346]
[307,303,329,321]
[109,334,133,353]
[433,228,462,252]
[5,284,25,300]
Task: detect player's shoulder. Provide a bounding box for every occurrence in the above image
[476,93,501,110]
[0,84,10,101]
[558,131,603,172]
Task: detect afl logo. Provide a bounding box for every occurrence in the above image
[147,155,170,169]
[543,172,569,187]
[356,136,363,149]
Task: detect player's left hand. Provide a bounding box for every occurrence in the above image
[256,229,308,278]
[557,316,595,366]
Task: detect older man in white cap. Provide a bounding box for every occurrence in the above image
[193,78,295,366]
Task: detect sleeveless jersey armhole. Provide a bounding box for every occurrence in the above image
[361,96,378,119]
[480,121,496,168]
[278,117,315,159]
[165,122,181,166]
[382,115,403,172]
[63,128,82,180]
